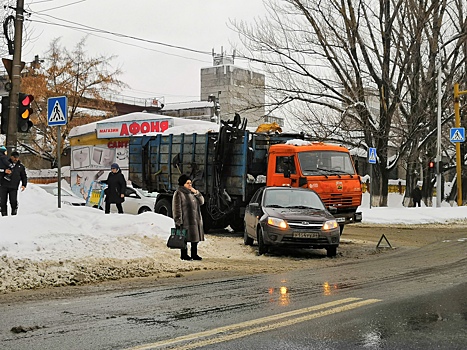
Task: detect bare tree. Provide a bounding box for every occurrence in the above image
[232,0,467,206]
[20,37,127,165]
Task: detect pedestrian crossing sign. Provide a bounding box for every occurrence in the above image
[47,96,68,126]
[368,147,377,164]
[450,127,465,143]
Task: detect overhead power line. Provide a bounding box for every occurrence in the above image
[26,10,212,56]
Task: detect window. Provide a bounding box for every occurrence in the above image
[275,156,296,174]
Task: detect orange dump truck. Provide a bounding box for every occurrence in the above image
[129,123,362,233]
[266,141,363,233]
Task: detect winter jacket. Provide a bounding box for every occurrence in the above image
[172,186,205,243]
[412,187,422,202]
[102,170,126,204]
[0,154,11,180]
[0,159,27,189]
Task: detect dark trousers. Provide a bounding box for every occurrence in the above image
[0,186,18,216]
[105,200,123,214]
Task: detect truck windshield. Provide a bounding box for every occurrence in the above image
[298,151,355,176]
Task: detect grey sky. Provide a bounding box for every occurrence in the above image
[21,0,266,104]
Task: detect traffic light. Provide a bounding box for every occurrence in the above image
[428,160,435,171]
[18,93,34,132]
[1,96,9,134]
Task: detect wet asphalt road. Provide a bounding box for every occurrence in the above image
[0,232,466,349]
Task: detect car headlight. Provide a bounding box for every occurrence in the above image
[322,220,338,231]
[267,217,289,229]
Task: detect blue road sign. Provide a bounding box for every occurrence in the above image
[47,96,68,126]
[450,127,465,143]
[368,147,377,164]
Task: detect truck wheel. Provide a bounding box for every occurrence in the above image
[154,198,173,217]
[326,246,337,257]
[244,223,254,246]
[257,226,269,255]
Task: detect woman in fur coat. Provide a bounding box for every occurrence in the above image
[172,174,205,260]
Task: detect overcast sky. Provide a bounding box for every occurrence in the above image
[18,0,267,104]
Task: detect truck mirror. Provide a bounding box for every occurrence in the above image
[328,206,338,214]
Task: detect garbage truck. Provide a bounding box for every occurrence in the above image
[129,120,362,233]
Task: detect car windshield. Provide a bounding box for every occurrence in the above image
[298,151,355,176]
[263,189,324,210]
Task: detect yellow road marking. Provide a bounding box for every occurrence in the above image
[127,297,380,350]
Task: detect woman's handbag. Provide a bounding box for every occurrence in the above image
[167,227,187,249]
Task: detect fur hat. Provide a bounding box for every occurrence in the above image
[178,174,191,186]
[11,151,19,157]
[111,163,120,170]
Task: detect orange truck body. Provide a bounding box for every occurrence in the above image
[266,142,363,230]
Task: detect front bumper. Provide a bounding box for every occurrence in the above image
[262,224,340,249]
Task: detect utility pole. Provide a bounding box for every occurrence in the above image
[453,83,467,206]
[6,0,25,154]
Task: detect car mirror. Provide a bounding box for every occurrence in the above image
[249,203,259,208]
[327,205,338,214]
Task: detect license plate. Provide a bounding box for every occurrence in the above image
[293,232,319,238]
[335,217,345,223]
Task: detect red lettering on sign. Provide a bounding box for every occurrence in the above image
[120,124,129,136]
[160,120,169,132]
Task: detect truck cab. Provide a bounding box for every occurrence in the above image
[266,142,362,233]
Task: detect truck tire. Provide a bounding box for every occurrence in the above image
[326,246,337,257]
[257,226,269,255]
[154,198,173,217]
[244,223,254,246]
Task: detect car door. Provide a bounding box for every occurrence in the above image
[245,188,264,236]
[122,187,141,215]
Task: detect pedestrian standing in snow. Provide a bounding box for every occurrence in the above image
[412,185,422,207]
[172,174,205,261]
[102,163,126,214]
[0,146,13,182]
[0,151,27,216]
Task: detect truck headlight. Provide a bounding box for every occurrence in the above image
[267,217,288,229]
[322,220,338,231]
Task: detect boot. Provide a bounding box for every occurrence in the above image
[1,212,7,217]
[180,248,192,261]
[191,242,202,261]
[11,210,17,216]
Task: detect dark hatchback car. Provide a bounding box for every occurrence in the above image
[244,186,340,257]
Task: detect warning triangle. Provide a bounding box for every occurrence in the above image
[49,101,65,122]
[452,130,463,141]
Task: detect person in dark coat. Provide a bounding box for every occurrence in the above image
[102,163,126,214]
[0,151,27,216]
[0,146,13,181]
[172,174,205,261]
[412,185,422,207]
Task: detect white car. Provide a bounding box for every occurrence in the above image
[105,186,157,215]
[39,185,86,206]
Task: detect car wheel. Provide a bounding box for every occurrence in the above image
[138,206,152,214]
[154,198,173,217]
[257,226,269,255]
[244,223,254,246]
[326,246,337,257]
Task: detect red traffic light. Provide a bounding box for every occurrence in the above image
[20,94,34,106]
[428,161,435,169]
